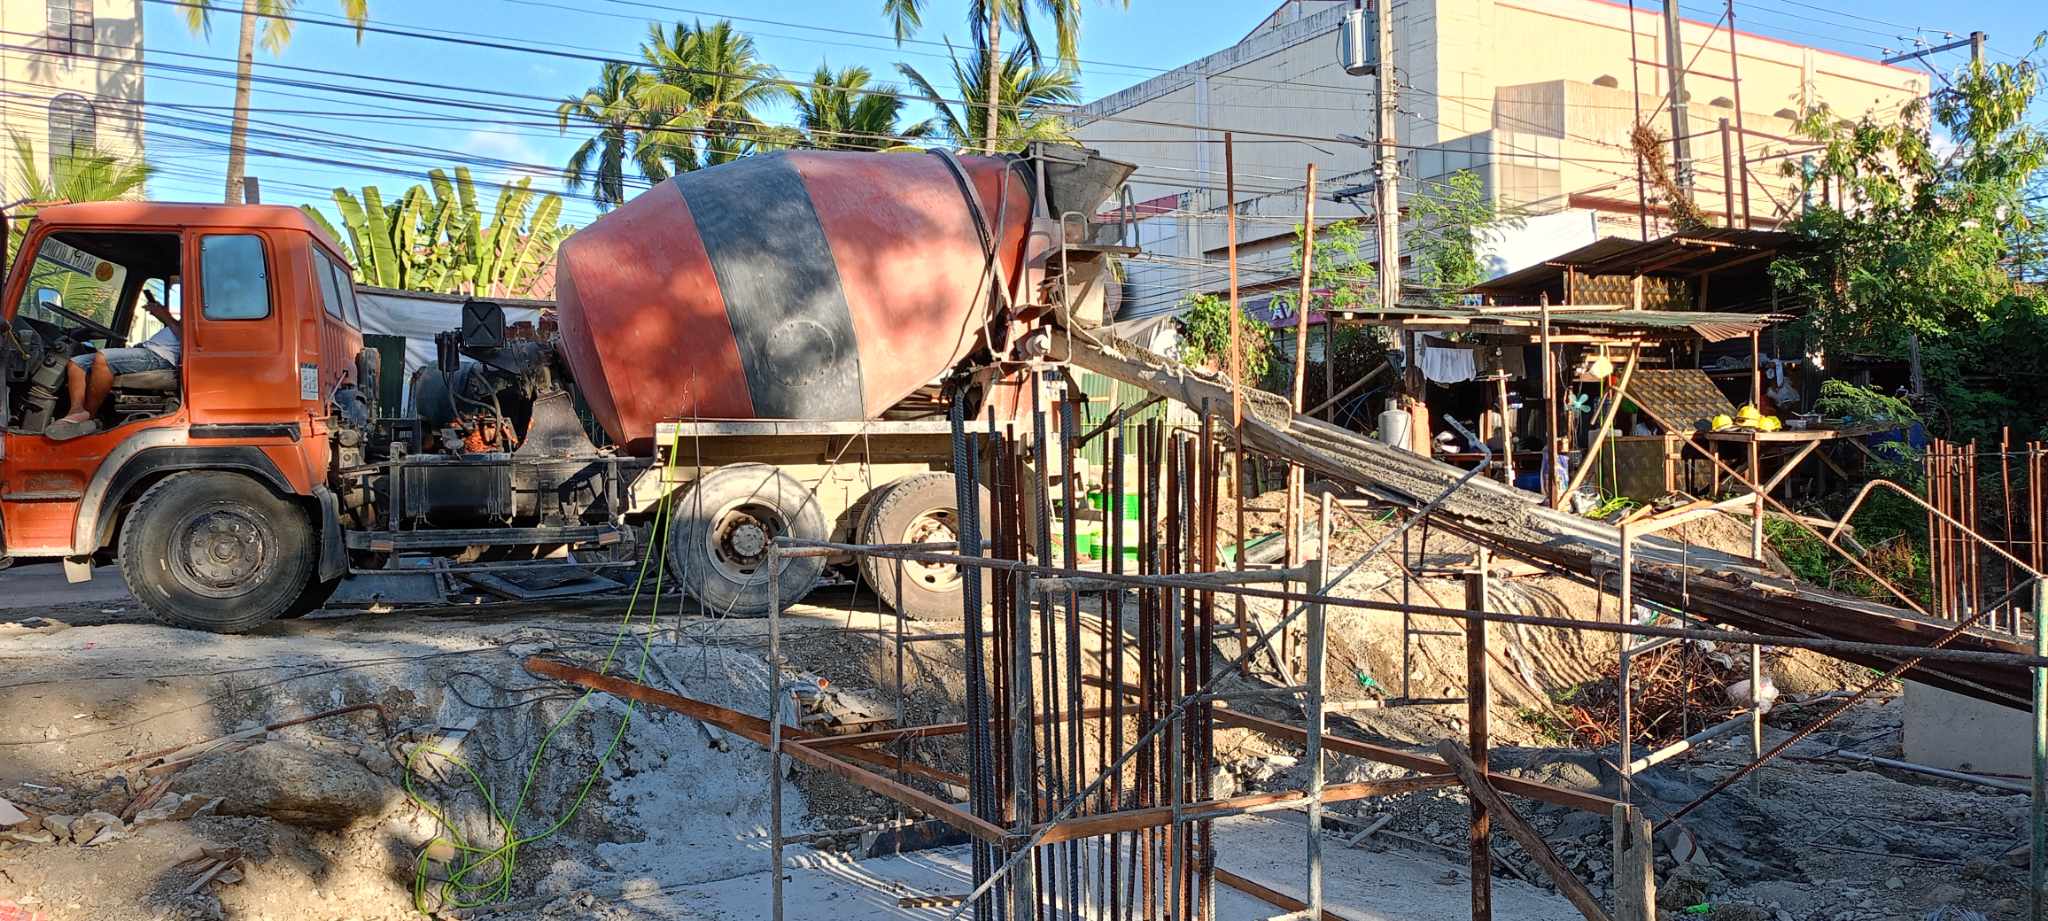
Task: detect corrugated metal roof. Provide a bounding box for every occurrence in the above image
[1328,305,1784,342]
[1469,228,1801,300]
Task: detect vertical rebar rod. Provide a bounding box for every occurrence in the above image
[2031,575,2045,921]
[1306,495,1332,917]
[1008,572,1039,921]
[767,550,786,921]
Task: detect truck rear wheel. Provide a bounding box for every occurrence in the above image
[119,472,317,634]
[859,473,990,621]
[670,463,825,617]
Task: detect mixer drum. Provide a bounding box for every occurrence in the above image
[554,150,1031,450]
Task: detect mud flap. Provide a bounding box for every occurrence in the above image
[314,486,347,583]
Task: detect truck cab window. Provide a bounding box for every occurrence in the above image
[200,234,271,320]
[15,233,129,339]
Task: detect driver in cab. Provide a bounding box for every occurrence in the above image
[51,282,178,435]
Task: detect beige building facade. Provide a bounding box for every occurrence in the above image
[1076,0,1929,318]
[0,0,145,199]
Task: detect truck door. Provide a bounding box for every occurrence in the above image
[184,232,297,424]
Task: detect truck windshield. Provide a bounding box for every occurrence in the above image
[14,232,130,337]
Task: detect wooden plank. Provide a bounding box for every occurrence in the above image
[782,740,1008,844]
[1437,741,1612,921]
[1215,867,1363,921]
[1214,709,1621,814]
[1612,804,1656,921]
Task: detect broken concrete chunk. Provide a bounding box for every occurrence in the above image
[70,810,125,846]
[170,741,397,829]
[171,795,222,821]
[0,796,29,828]
[1,828,55,845]
[41,814,73,840]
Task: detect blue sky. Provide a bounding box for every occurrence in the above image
[135,0,2046,227]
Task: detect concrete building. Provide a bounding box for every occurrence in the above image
[1075,0,1929,320]
[0,0,146,198]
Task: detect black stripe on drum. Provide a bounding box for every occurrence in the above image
[677,155,864,420]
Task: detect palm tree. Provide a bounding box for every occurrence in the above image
[176,0,370,204]
[897,44,1078,153]
[884,0,1108,154]
[557,62,664,210]
[788,65,930,151]
[6,131,153,290]
[635,20,781,174]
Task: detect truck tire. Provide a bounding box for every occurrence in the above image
[858,473,992,620]
[278,576,339,619]
[670,463,825,617]
[119,472,317,633]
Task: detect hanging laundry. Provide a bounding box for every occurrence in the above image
[1417,335,1478,384]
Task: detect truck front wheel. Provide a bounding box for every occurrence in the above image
[119,472,317,633]
[669,463,825,617]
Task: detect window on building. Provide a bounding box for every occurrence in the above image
[47,0,92,56]
[48,94,96,163]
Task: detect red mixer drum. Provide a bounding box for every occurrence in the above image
[554,150,1032,451]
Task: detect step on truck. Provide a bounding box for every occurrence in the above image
[0,144,1135,632]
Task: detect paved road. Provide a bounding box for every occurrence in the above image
[0,560,130,611]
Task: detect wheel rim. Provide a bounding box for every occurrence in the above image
[169,506,274,599]
[705,499,788,586]
[898,507,962,593]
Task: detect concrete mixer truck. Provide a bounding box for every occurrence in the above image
[0,143,1136,632]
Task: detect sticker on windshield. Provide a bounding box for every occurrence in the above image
[40,238,101,278]
[300,363,320,401]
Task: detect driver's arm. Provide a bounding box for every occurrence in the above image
[140,289,177,331]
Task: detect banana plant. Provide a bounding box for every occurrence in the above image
[305,168,576,298]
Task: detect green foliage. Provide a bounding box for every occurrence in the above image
[1176,292,1272,383]
[1582,494,1638,521]
[1267,220,1374,321]
[895,43,1078,152]
[1409,169,1520,306]
[1770,37,2048,439]
[4,131,153,264]
[1812,380,1920,425]
[1764,517,1833,586]
[786,65,931,151]
[557,20,780,209]
[306,167,575,297]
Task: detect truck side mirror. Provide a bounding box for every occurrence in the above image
[461,299,506,349]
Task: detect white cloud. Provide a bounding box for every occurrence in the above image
[454,129,560,188]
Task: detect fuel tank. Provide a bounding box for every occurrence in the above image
[554,150,1033,452]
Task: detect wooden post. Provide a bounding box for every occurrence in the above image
[1496,372,1515,487]
[1542,293,1558,505]
[1288,163,1319,568]
[1465,556,1493,921]
[1750,330,1764,560]
[1720,118,1736,228]
[1612,803,1656,921]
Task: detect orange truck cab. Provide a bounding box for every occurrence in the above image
[0,203,370,628]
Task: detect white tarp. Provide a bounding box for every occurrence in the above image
[353,287,549,407]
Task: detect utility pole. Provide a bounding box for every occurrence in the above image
[1374,0,1399,318]
[1661,1,1694,191]
[1371,2,1422,449]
